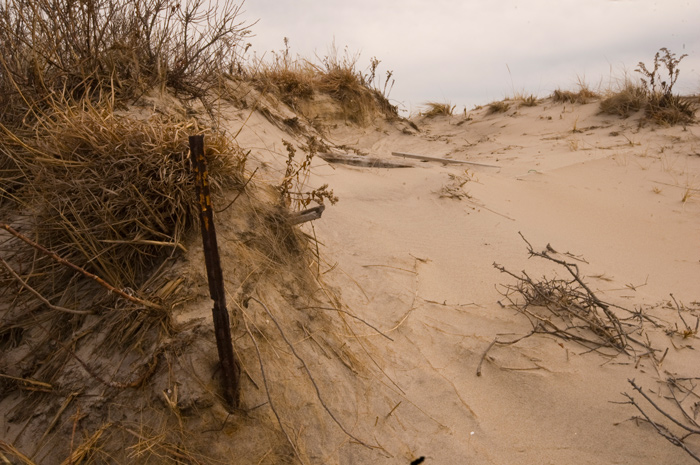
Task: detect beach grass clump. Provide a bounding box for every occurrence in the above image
[551,85,599,104]
[252,39,316,107]
[487,100,511,114]
[600,81,647,117]
[252,41,397,124]
[0,92,247,462]
[518,94,539,107]
[1,94,244,311]
[422,101,456,117]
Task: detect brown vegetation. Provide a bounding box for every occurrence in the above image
[422,101,455,117]
[600,81,647,117]
[551,85,599,104]
[251,39,398,124]
[600,48,696,125]
[487,100,511,114]
[0,1,366,462]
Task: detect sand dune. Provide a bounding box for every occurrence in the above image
[3,91,698,464]
[280,99,700,463]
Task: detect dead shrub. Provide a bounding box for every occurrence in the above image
[0,0,252,124]
[635,48,695,125]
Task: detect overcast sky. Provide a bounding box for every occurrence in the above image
[239,0,700,114]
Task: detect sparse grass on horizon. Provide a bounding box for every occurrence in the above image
[422,101,455,117]
[487,100,511,114]
[250,39,398,124]
[518,94,540,107]
[600,80,647,117]
[551,83,599,104]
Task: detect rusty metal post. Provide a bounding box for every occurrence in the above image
[189,135,240,408]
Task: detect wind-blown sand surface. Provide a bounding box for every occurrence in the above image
[3,92,697,465]
[230,97,700,463]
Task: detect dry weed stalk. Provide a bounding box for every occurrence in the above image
[601,48,696,125]
[638,49,696,125]
[279,138,338,211]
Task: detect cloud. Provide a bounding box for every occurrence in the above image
[241,0,700,109]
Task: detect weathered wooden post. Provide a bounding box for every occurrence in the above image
[189,135,240,408]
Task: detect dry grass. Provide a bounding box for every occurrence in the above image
[518,94,539,107]
[601,49,696,125]
[0,4,381,464]
[552,86,599,104]
[0,91,249,463]
[646,95,696,126]
[600,81,647,117]
[251,41,398,124]
[487,100,511,114]
[1,94,243,311]
[422,101,455,117]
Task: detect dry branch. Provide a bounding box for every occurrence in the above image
[289,204,326,225]
[319,152,413,168]
[493,233,647,356]
[0,255,93,315]
[392,151,500,168]
[1,224,162,310]
[241,313,304,464]
[244,296,376,449]
[622,378,700,462]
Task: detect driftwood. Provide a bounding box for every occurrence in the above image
[319,152,413,168]
[289,204,325,225]
[391,151,500,168]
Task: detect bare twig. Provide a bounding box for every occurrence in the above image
[303,306,394,341]
[240,312,304,464]
[244,296,375,449]
[493,233,640,355]
[1,224,163,310]
[628,379,700,435]
[623,378,700,462]
[0,255,94,315]
[216,167,258,213]
[476,340,496,377]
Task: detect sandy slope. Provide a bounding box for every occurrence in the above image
[253,99,700,464]
[3,87,698,464]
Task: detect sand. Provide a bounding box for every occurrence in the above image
[230,97,700,463]
[3,93,699,464]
